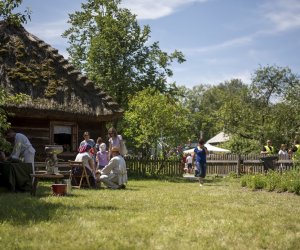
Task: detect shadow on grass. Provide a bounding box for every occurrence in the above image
[128,175,228,185]
[0,192,65,225]
[0,188,120,225]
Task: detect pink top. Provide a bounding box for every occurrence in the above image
[97,150,109,167]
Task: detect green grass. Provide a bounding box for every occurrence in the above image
[0,177,300,250]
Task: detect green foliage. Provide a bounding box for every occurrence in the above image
[0,87,29,151]
[220,135,261,154]
[241,168,300,194]
[123,88,191,155]
[63,0,185,108]
[0,0,31,26]
[214,65,300,150]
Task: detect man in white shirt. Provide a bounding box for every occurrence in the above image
[6,129,36,173]
[97,147,127,189]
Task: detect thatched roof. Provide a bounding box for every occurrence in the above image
[0,21,123,122]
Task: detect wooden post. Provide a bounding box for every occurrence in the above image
[236,154,241,176]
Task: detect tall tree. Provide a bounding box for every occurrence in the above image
[123,88,191,156]
[63,0,185,108]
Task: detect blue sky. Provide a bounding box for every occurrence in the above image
[20,0,300,88]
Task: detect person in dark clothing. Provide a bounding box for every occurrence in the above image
[194,139,209,186]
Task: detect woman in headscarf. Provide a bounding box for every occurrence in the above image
[74,144,96,186]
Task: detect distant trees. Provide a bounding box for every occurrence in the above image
[63,0,185,109]
[177,65,300,153]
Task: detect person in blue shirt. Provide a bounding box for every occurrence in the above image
[194,138,209,186]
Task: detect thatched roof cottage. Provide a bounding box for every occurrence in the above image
[0,21,123,160]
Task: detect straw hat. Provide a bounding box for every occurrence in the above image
[111,147,120,153]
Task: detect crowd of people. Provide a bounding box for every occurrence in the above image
[2,126,300,190]
[75,127,128,189]
[0,127,128,190]
[260,139,300,159]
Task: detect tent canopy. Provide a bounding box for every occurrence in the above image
[183,143,230,154]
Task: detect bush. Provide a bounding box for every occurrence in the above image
[240,168,300,194]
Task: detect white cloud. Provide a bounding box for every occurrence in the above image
[262,0,300,31]
[195,71,251,86]
[182,35,253,55]
[121,0,208,20]
[25,19,69,44]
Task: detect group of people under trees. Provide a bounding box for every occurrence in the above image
[2,126,300,190]
[260,139,300,158]
[0,127,128,190]
[75,128,128,189]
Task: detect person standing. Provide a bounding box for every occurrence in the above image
[278,144,288,159]
[108,127,124,158]
[289,139,300,162]
[194,139,209,186]
[261,140,275,155]
[97,147,127,189]
[186,153,193,174]
[80,131,95,148]
[5,129,35,170]
[95,137,103,152]
[96,143,109,170]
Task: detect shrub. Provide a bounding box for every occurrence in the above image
[240,168,300,195]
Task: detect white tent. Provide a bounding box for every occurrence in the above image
[183,143,230,154]
[206,131,230,145]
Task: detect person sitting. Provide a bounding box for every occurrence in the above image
[74,144,96,187]
[97,147,127,189]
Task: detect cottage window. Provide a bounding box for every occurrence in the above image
[50,122,78,152]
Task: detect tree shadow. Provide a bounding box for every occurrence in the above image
[0,192,66,225]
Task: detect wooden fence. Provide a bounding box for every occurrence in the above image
[125,154,296,177]
[34,154,296,178]
[125,157,183,177]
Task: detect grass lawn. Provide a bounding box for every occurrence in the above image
[0,177,300,250]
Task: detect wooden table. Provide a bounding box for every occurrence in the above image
[31,173,65,196]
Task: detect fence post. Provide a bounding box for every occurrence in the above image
[236,154,241,176]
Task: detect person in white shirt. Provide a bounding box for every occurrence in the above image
[186,153,193,174]
[97,146,127,189]
[6,129,35,170]
[75,144,96,175]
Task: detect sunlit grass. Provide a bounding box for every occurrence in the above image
[0,177,300,249]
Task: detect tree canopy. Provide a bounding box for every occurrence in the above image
[123,88,191,156]
[63,0,185,108]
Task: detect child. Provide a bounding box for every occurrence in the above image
[96,143,109,170]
